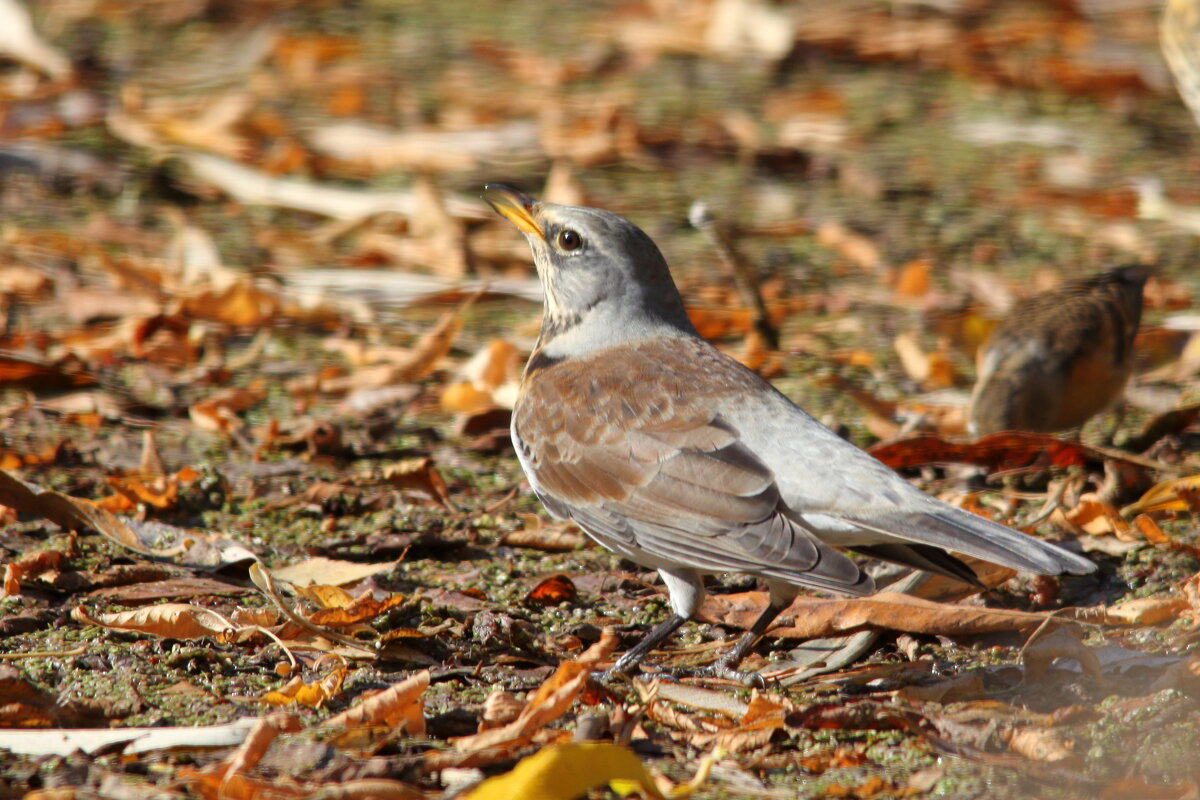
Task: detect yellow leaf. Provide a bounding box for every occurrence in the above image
[463,743,653,800]
[1125,475,1200,515]
[293,583,355,609]
[260,662,347,708]
[463,742,720,800]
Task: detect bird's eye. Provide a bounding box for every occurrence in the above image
[556,229,583,252]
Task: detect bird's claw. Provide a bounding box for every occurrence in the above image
[676,662,768,688]
[591,667,679,685]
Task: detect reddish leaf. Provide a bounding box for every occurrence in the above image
[524,574,577,606]
[869,432,1097,471]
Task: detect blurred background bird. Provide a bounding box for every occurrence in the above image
[967,265,1150,437]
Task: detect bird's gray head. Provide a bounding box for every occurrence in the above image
[483,184,697,355]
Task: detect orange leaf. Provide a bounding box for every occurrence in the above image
[323,670,430,734]
[525,574,577,606]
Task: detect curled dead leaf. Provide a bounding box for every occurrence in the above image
[322,670,428,737]
[72,603,234,641]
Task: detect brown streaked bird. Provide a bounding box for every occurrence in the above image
[967,266,1149,438]
[484,185,1095,682]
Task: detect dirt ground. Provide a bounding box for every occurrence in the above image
[4,1,1200,798]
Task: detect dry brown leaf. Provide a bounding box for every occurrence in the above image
[95,465,199,513]
[292,584,356,609]
[446,630,618,757]
[0,469,179,558]
[309,593,406,628]
[382,457,453,507]
[317,294,479,396]
[480,688,525,731]
[1133,514,1171,545]
[1056,493,1131,539]
[272,557,400,588]
[893,672,985,704]
[441,338,522,413]
[1102,597,1187,626]
[869,432,1096,471]
[322,670,429,734]
[701,591,1073,639]
[0,547,66,598]
[1005,727,1078,765]
[178,280,282,327]
[72,603,233,640]
[893,259,933,300]
[500,515,587,551]
[0,352,96,392]
[189,382,266,435]
[1022,626,1102,683]
[892,332,956,389]
[0,665,70,728]
[524,574,577,606]
[219,712,304,800]
[441,381,497,414]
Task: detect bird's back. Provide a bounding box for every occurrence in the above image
[968,266,1148,435]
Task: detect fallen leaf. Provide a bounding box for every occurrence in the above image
[1022,626,1102,683]
[322,670,429,735]
[189,382,266,435]
[444,631,618,761]
[0,718,258,756]
[0,352,96,392]
[308,592,406,627]
[1102,597,1188,626]
[525,574,577,606]
[816,221,883,272]
[382,457,453,507]
[183,152,492,222]
[271,557,400,588]
[893,259,933,300]
[702,591,1078,639]
[72,603,233,640]
[462,741,718,800]
[500,515,587,551]
[0,0,71,79]
[0,469,182,558]
[1125,474,1200,515]
[1005,727,1078,765]
[0,547,66,598]
[260,660,347,708]
[869,432,1097,471]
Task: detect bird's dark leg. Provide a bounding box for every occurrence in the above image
[596,567,704,682]
[690,600,790,686]
[597,613,688,681]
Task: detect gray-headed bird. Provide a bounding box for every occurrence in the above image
[485,185,1095,682]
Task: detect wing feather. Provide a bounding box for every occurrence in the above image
[513,342,870,595]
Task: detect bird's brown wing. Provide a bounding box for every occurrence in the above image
[970,266,1145,433]
[514,347,871,595]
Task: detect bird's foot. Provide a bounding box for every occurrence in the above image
[590,667,627,684]
[676,662,768,688]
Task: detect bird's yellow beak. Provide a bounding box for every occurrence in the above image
[483,184,545,240]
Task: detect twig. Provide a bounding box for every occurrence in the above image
[689,201,779,350]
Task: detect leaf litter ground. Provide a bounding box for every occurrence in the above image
[5,1,1200,798]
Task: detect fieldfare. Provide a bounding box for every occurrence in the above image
[485,185,1096,682]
